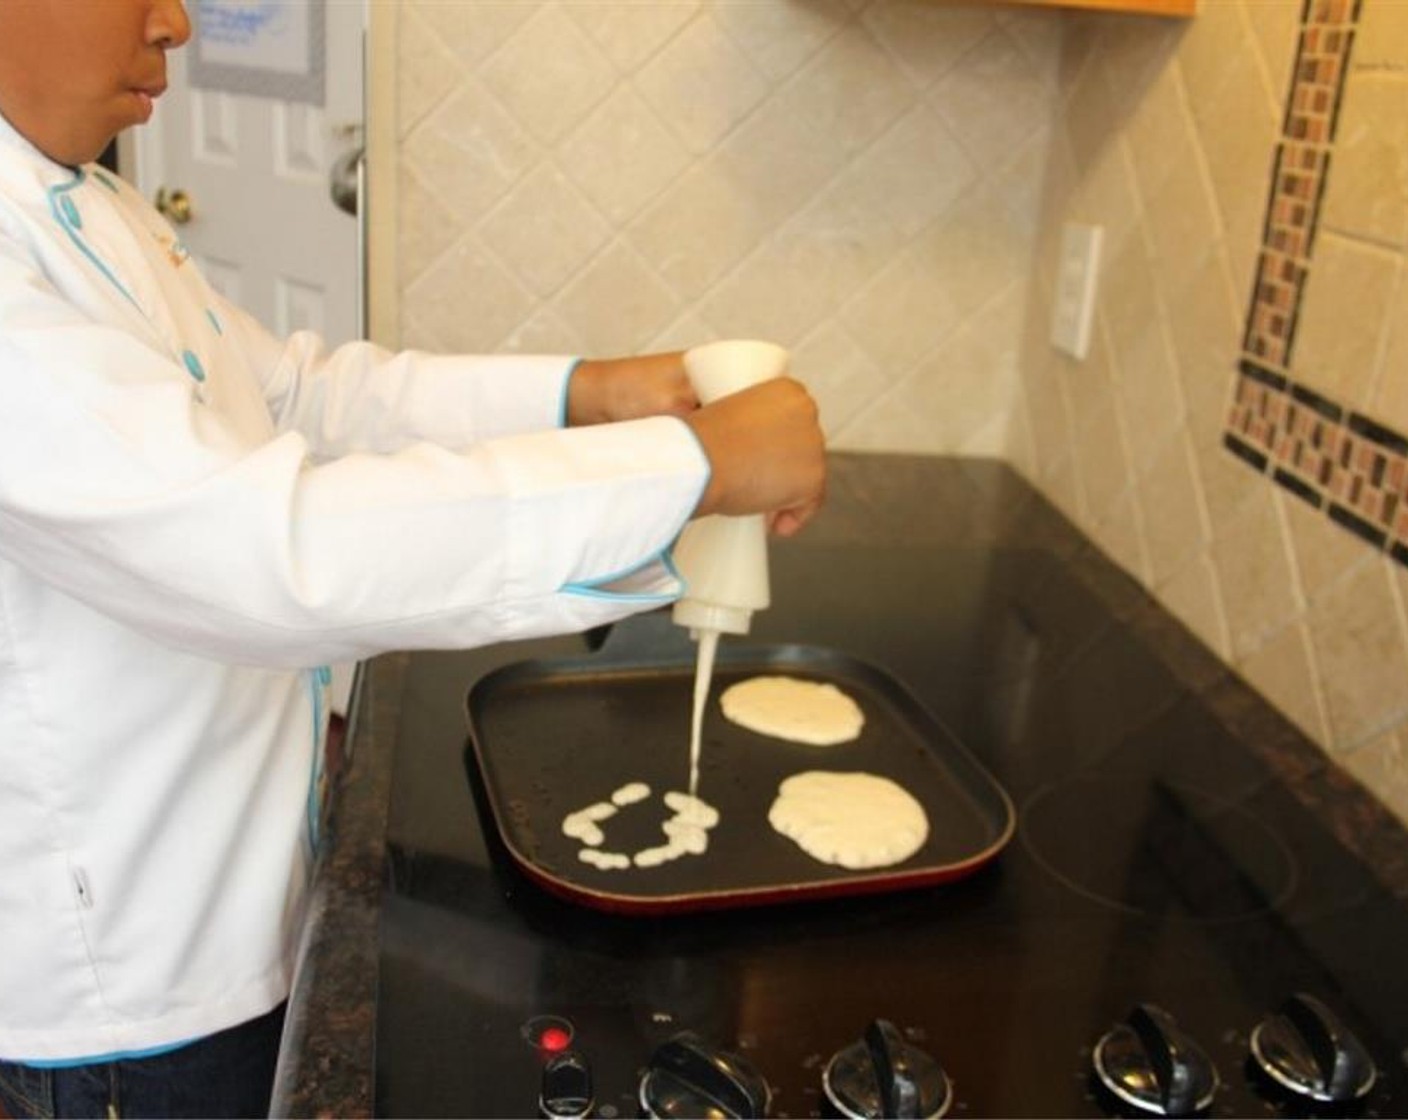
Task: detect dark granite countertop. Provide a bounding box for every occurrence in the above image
[267,453,1408,1118]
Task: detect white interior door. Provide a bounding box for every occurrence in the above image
[128,0,365,345]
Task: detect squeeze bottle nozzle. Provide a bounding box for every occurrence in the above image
[671,339,789,637]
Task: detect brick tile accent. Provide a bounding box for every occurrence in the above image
[1227,0,1408,568]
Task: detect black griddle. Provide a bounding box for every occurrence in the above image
[463,642,1014,913]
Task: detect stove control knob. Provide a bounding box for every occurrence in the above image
[1092,1004,1217,1117]
[1250,993,1376,1104]
[823,1019,952,1119]
[638,1031,770,1119]
[540,1049,593,1119]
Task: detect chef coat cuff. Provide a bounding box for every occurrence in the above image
[561,551,685,602]
[561,418,711,604]
[411,352,581,442]
[557,358,582,428]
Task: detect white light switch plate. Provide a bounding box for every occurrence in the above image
[1050,222,1103,360]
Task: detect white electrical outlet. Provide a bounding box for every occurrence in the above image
[1050,222,1103,360]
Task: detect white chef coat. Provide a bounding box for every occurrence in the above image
[0,111,709,1062]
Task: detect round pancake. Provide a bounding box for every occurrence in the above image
[720,675,864,746]
[769,771,928,870]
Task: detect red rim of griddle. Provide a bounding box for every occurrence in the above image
[500,825,1014,915]
[465,646,1017,916]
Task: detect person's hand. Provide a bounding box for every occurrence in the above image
[567,353,697,425]
[684,378,826,538]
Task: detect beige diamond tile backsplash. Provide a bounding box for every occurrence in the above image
[1294,232,1398,407]
[478,162,612,297]
[557,88,692,225]
[1320,70,1408,250]
[391,0,1408,826]
[396,0,1052,443]
[481,7,618,144]
[633,13,770,154]
[563,3,700,73]
[1379,272,1408,431]
[1008,0,1408,824]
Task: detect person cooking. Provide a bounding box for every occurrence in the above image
[0,2,827,1117]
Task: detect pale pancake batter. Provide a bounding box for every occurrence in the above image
[632,791,719,868]
[769,771,928,870]
[688,628,721,795]
[578,848,630,870]
[721,676,864,746]
[611,781,651,807]
[561,785,720,870]
[561,799,618,847]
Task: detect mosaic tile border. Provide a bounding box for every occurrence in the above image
[1225,0,1408,570]
[1226,362,1408,565]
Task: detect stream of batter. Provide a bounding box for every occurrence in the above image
[688,627,720,797]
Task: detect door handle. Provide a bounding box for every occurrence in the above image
[329,146,363,218]
[154,186,193,225]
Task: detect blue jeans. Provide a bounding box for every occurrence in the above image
[0,1003,284,1119]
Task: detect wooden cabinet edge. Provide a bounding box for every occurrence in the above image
[999,0,1197,16]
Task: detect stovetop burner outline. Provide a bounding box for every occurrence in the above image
[1018,771,1301,923]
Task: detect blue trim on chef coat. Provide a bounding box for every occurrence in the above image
[306,666,332,853]
[558,358,582,428]
[47,171,140,311]
[562,549,686,603]
[22,1038,194,1068]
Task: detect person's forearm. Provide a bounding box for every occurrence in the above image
[566,352,694,426]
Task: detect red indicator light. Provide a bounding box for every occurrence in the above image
[521,1014,574,1052]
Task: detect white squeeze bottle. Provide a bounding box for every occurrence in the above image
[672,339,790,795]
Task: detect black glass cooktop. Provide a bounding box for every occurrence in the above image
[376,541,1408,1118]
